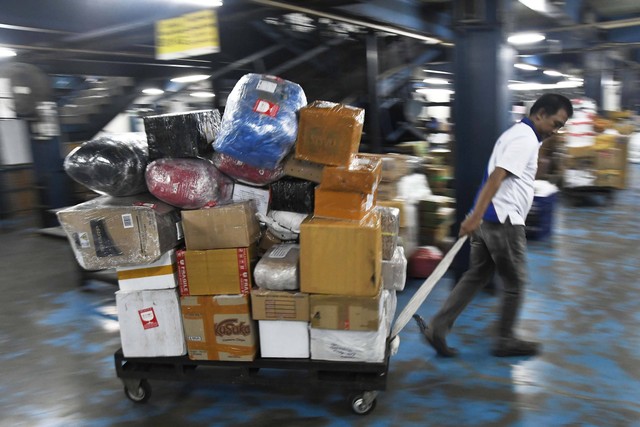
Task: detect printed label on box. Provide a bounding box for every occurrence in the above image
[253,99,279,117]
[256,79,277,93]
[121,214,134,229]
[176,249,189,295]
[237,248,250,294]
[138,307,159,330]
[268,243,295,259]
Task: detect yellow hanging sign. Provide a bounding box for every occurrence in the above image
[156,9,220,60]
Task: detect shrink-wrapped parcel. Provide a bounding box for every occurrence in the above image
[253,243,300,291]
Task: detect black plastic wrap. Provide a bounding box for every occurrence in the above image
[269,177,316,214]
[63,132,148,197]
[143,109,221,160]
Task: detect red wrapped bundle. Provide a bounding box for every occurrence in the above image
[407,246,443,278]
[212,152,284,187]
[145,158,234,209]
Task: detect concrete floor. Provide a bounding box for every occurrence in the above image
[1,164,639,427]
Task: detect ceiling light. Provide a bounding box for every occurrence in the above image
[423,69,452,75]
[142,88,164,95]
[514,63,537,71]
[191,91,215,98]
[507,32,546,45]
[543,70,563,77]
[177,0,223,7]
[423,78,449,85]
[518,0,547,13]
[0,47,17,58]
[170,74,210,83]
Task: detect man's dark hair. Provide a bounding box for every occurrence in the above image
[530,93,573,118]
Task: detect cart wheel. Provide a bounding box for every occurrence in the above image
[124,379,152,403]
[349,392,377,415]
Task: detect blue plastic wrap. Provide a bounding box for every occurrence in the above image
[213,74,307,169]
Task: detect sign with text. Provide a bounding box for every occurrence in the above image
[155,9,220,60]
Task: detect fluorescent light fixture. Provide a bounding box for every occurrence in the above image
[507,32,546,45]
[416,88,454,96]
[0,47,17,58]
[514,63,537,71]
[543,70,563,77]
[423,69,452,75]
[142,88,164,95]
[518,0,547,13]
[423,78,449,85]
[509,80,583,91]
[190,91,215,98]
[170,74,210,83]
[568,77,584,82]
[177,0,223,7]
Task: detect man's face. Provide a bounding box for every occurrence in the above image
[534,108,569,140]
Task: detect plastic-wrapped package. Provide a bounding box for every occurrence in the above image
[321,155,382,193]
[270,177,316,214]
[56,193,182,270]
[255,210,308,241]
[213,74,307,169]
[63,132,148,197]
[212,152,284,186]
[143,109,221,160]
[382,246,407,292]
[145,158,233,209]
[377,206,400,260]
[253,243,300,291]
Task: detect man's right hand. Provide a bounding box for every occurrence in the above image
[459,214,482,237]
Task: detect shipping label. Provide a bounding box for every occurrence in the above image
[176,249,190,296]
[138,307,159,330]
[236,248,250,295]
[253,99,280,117]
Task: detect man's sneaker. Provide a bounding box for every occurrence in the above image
[413,315,458,357]
[492,337,540,357]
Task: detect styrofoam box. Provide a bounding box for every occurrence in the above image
[116,288,186,357]
[258,320,310,358]
[116,249,177,291]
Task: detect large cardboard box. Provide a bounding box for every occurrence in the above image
[565,145,596,170]
[181,201,260,250]
[251,289,309,321]
[321,155,382,194]
[116,288,186,357]
[595,147,626,171]
[180,294,257,361]
[300,212,382,296]
[57,194,182,270]
[116,249,178,291]
[314,186,376,221]
[177,247,254,296]
[309,291,384,331]
[595,169,625,189]
[258,320,309,358]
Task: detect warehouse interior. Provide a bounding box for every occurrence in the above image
[1,0,640,426]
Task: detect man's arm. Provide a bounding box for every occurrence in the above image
[459,167,509,236]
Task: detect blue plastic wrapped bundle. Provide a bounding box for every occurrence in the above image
[213,74,307,169]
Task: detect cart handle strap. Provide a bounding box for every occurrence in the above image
[390,235,468,340]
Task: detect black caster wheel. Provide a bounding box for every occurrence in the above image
[124,379,152,403]
[348,392,377,415]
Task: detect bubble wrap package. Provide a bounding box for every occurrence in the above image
[255,210,308,241]
[270,177,316,214]
[377,206,400,260]
[382,246,407,292]
[213,74,307,169]
[253,243,300,291]
[145,158,233,209]
[63,132,149,197]
[212,152,284,186]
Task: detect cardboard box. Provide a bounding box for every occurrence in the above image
[181,201,260,250]
[294,101,364,166]
[251,289,309,321]
[116,249,178,291]
[57,194,182,270]
[595,147,625,171]
[314,186,376,221]
[300,212,381,296]
[283,155,324,183]
[309,291,384,331]
[565,146,596,170]
[595,169,625,189]
[258,320,309,358]
[116,288,186,357]
[177,246,254,296]
[321,155,382,194]
[180,294,257,361]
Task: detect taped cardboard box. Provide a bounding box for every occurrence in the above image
[57,194,182,270]
[321,155,382,194]
[300,211,381,296]
[283,155,324,183]
[116,249,178,291]
[595,169,625,189]
[251,289,309,321]
[294,101,364,166]
[258,320,310,358]
[177,246,254,296]
[181,294,257,361]
[314,186,376,221]
[309,290,384,331]
[181,200,260,250]
[116,288,186,358]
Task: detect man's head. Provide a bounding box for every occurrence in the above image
[529,93,573,140]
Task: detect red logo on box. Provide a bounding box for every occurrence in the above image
[253,99,279,117]
[138,307,159,330]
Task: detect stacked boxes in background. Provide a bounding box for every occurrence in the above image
[416,195,455,247]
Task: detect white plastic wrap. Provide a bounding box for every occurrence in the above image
[382,246,407,292]
[398,173,432,203]
[253,243,300,291]
[255,210,308,241]
[377,206,400,260]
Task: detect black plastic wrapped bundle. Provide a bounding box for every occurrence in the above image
[63,132,148,197]
[143,109,221,160]
[269,177,316,214]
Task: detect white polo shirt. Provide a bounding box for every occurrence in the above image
[482,119,541,225]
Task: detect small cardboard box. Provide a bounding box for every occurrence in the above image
[300,211,381,296]
[251,289,309,321]
[258,320,310,358]
[314,186,376,221]
[180,294,257,361]
[283,155,324,183]
[595,169,625,189]
[177,246,254,296]
[321,155,382,194]
[181,201,260,250]
[116,249,178,291]
[595,147,625,171]
[309,291,384,331]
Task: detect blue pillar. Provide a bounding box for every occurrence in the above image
[620,68,640,113]
[451,0,514,278]
[583,51,606,112]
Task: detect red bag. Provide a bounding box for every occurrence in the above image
[213,152,284,187]
[407,246,443,278]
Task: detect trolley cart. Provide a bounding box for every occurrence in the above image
[113,237,467,415]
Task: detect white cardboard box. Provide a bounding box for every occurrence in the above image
[258,320,309,358]
[116,288,186,357]
[116,249,178,291]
